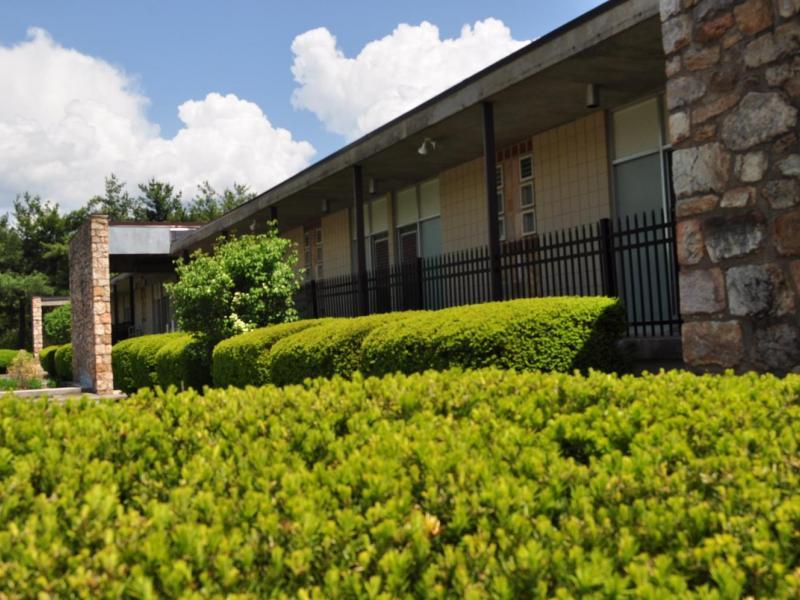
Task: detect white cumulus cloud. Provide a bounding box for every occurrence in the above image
[0,28,316,212]
[291,19,528,140]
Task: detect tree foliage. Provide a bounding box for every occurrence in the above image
[43,303,71,345]
[167,222,300,348]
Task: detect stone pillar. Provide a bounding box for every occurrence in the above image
[661,0,800,373]
[31,296,43,358]
[68,215,114,393]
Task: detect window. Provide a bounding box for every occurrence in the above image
[611,96,669,218]
[519,154,533,181]
[520,163,536,236]
[394,179,442,262]
[496,165,506,241]
[315,228,323,280]
[303,231,312,281]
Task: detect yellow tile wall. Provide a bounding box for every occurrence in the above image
[321,208,351,278]
[440,157,488,253]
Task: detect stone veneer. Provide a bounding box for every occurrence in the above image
[662,0,800,373]
[68,215,114,393]
[31,296,42,358]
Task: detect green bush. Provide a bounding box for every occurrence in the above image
[0,349,19,374]
[53,343,73,381]
[112,333,186,393]
[362,296,626,376]
[38,345,59,375]
[154,334,211,391]
[43,302,71,345]
[0,369,798,597]
[267,313,402,386]
[212,319,329,388]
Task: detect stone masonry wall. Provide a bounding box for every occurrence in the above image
[68,215,113,393]
[661,0,800,373]
[31,296,42,358]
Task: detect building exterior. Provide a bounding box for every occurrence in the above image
[69,0,800,392]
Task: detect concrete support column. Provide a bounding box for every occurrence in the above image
[661,0,800,373]
[68,215,114,393]
[31,296,42,358]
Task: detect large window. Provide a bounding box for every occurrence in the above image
[496,165,506,241]
[611,96,670,218]
[395,179,442,263]
[519,154,536,236]
[304,225,323,280]
[352,195,390,271]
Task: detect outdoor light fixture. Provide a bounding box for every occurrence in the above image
[321,198,330,214]
[586,83,599,108]
[417,137,437,156]
[368,177,376,194]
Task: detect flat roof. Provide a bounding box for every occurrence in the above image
[173,0,661,254]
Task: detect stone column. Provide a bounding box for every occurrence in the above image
[661,0,800,373]
[31,296,43,358]
[68,215,114,393]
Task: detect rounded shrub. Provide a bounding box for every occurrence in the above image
[212,319,328,388]
[0,349,19,374]
[43,303,71,345]
[53,343,73,382]
[154,334,211,391]
[112,333,186,393]
[266,313,404,386]
[361,296,627,377]
[39,345,60,376]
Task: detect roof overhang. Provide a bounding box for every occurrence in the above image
[109,223,201,272]
[173,0,662,254]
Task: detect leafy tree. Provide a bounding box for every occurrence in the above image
[43,303,71,345]
[135,179,185,222]
[87,174,141,221]
[166,222,300,349]
[185,181,255,222]
[0,272,54,348]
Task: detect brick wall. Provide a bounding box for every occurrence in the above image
[662,0,800,373]
[440,157,489,253]
[68,215,113,393]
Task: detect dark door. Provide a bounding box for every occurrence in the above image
[372,235,391,313]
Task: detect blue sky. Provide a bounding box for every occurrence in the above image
[0,0,605,210]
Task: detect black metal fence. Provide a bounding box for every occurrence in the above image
[296,211,680,338]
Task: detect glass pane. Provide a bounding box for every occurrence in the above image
[520,183,534,207]
[497,190,504,215]
[420,217,442,258]
[371,195,388,233]
[614,153,664,218]
[520,155,533,180]
[419,179,440,219]
[396,186,418,227]
[522,211,536,234]
[613,97,661,159]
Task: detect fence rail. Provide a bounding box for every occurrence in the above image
[296,211,680,338]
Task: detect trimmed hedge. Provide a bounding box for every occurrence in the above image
[112,333,187,393]
[212,319,329,388]
[53,343,73,381]
[362,296,626,376]
[38,345,59,375]
[0,369,798,596]
[154,334,211,391]
[218,297,626,387]
[267,313,401,386]
[0,349,19,374]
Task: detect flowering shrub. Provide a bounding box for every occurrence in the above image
[0,368,797,596]
[166,222,301,349]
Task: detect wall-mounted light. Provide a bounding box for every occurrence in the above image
[321,198,330,214]
[586,83,600,108]
[368,177,376,195]
[417,137,437,156]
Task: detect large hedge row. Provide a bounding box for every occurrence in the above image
[215,297,625,387]
[0,369,797,596]
[0,349,19,374]
[112,332,193,393]
[53,343,73,382]
[38,345,59,376]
